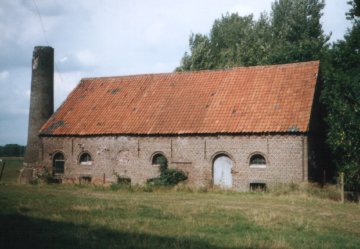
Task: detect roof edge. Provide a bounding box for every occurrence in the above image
[81,60,320,81]
[40,131,309,138]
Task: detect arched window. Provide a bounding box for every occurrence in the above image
[250,154,266,168]
[152,153,168,171]
[79,152,92,165]
[53,152,65,174]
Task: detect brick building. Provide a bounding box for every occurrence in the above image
[31,57,322,190]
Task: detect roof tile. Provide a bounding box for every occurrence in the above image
[40,61,319,135]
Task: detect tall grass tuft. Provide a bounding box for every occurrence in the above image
[269,182,341,201]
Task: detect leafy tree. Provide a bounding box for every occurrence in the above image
[209,14,256,68]
[321,0,360,190]
[176,33,213,71]
[0,144,26,157]
[176,0,328,71]
[268,0,329,64]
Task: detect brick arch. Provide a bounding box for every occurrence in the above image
[78,151,93,164]
[150,151,168,163]
[210,151,235,164]
[248,151,269,165]
[52,150,66,160]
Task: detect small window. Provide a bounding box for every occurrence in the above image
[53,152,65,174]
[250,183,267,192]
[79,176,92,184]
[79,152,92,165]
[250,154,266,168]
[152,153,168,170]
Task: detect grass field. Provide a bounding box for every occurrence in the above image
[0,159,359,249]
[0,157,22,183]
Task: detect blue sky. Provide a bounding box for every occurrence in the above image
[0,0,352,145]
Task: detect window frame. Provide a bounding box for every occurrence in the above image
[249,153,267,169]
[79,152,93,166]
[53,151,65,175]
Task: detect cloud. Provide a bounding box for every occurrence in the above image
[0,68,31,115]
[0,113,28,145]
[56,50,97,72]
[75,50,98,68]
[0,0,352,145]
[144,20,166,45]
[21,0,66,16]
[0,71,10,80]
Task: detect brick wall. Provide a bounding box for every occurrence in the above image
[40,134,307,191]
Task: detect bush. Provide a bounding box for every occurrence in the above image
[111,172,132,191]
[116,176,131,185]
[147,168,187,187]
[31,166,58,184]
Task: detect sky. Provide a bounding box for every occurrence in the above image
[0,0,352,145]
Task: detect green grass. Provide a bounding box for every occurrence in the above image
[0,159,359,249]
[0,157,22,183]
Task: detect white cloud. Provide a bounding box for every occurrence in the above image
[75,50,97,68]
[59,56,68,63]
[323,0,351,42]
[144,20,166,45]
[0,71,9,80]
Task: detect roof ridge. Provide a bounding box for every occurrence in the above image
[81,60,320,81]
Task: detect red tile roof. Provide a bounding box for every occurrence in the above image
[40,61,319,136]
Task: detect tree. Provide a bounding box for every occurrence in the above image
[176,33,213,71]
[268,0,329,64]
[176,0,328,71]
[209,14,257,68]
[321,0,360,190]
[0,144,26,157]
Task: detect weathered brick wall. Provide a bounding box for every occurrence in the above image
[40,134,307,191]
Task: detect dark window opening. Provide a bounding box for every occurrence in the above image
[250,183,267,192]
[79,152,92,165]
[152,153,168,171]
[79,176,92,184]
[53,152,65,174]
[250,154,266,165]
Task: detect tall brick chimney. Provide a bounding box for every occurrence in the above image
[24,46,54,166]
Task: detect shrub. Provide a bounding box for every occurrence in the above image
[111,172,132,191]
[147,168,188,187]
[31,166,58,184]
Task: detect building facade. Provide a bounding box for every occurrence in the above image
[40,134,308,191]
[24,47,321,190]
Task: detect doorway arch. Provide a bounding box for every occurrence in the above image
[213,154,233,188]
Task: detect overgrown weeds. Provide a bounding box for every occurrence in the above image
[269,182,341,201]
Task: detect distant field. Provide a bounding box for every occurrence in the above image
[0,159,359,249]
[0,157,22,183]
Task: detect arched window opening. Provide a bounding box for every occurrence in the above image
[53,152,65,174]
[250,154,266,168]
[152,153,168,171]
[79,152,92,165]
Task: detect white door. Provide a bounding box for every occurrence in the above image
[213,156,233,188]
